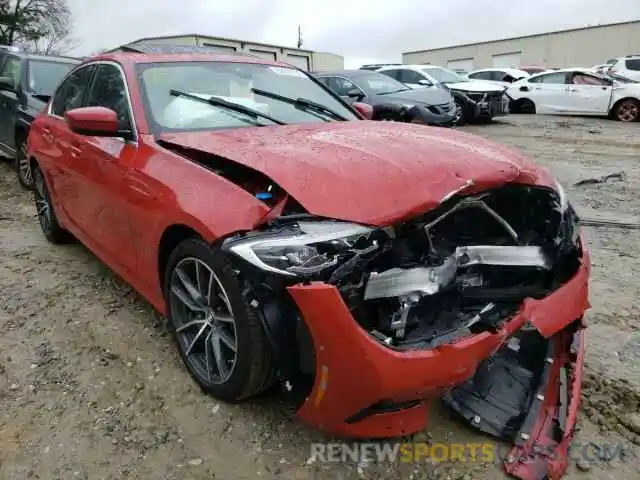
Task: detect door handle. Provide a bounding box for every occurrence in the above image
[566,87,577,92]
[70,145,82,158]
[42,127,53,141]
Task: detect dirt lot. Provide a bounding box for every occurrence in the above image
[1,114,639,480]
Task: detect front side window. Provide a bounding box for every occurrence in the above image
[51,64,97,116]
[28,60,76,96]
[359,71,410,93]
[85,63,133,128]
[319,76,361,97]
[137,61,359,132]
[469,71,492,80]
[570,72,611,86]
[420,67,467,84]
[528,72,567,84]
[397,69,426,84]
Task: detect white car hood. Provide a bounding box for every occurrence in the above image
[446,79,505,93]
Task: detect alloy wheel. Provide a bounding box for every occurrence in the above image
[169,257,238,385]
[617,101,639,122]
[34,169,52,235]
[17,143,33,188]
[453,102,464,124]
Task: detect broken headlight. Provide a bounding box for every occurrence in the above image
[225,221,378,277]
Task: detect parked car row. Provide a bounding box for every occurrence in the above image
[0,47,79,188]
[319,63,511,126]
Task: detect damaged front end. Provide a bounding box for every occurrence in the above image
[221,183,589,480]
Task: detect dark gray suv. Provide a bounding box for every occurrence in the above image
[0,47,79,188]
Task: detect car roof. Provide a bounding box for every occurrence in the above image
[88,43,297,69]
[470,67,529,76]
[0,49,79,63]
[315,69,387,77]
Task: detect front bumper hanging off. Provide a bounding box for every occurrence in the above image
[287,246,589,480]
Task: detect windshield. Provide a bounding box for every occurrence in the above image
[28,60,76,96]
[356,72,409,94]
[420,67,467,84]
[137,61,359,132]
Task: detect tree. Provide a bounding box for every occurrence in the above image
[0,0,73,54]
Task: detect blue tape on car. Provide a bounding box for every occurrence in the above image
[256,192,272,200]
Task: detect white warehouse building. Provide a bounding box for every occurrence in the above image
[113,34,344,71]
[402,19,640,71]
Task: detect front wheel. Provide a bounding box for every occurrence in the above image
[16,138,33,189]
[613,99,640,122]
[452,98,467,126]
[163,238,274,401]
[518,98,536,114]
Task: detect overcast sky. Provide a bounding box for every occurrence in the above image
[68,0,640,67]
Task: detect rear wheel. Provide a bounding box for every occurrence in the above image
[32,164,74,244]
[613,99,640,122]
[518,98,536,114]
[163,238,274,401]
[15,137,33,189]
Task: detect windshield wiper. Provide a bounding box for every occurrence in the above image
[252,88,348,121]
[169,89,286,125]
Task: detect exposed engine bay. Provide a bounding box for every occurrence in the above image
[222,182,582,373]
[334,185,581,349]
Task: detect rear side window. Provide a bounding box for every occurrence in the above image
[469,71,492,80]
[529,72,567,84]
[625,59,640,71]
[51,64,97,116]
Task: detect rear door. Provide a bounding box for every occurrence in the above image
[45,64,98,221]
[71,62,139,266]
[564,71,613,114]
[524,72,570,113]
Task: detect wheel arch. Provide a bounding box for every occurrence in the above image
[610,96,640,118]
[157,223,203,289]
[15,123,28,145]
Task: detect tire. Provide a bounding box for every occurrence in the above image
[452,98,467,126]
[32,164,74,244]
[519,98,536,114]
[163,238,274,402]
[15,135,34,189]
[613,99,640,122]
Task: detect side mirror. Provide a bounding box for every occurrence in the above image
[352,102,373,120]
[346,88,364,100]
[0,76,16,92]
[65,106,130,138]
[418,79,432,86]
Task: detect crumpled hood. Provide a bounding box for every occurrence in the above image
[445,80,506,93]
[160,121,555,226]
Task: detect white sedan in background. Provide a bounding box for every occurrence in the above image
[506,68,640,122]
[466,68,530,86]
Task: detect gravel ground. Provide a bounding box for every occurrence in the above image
[1,114,639,480]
